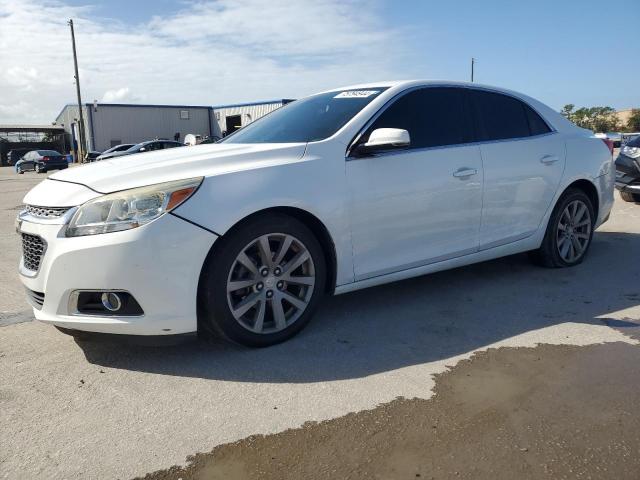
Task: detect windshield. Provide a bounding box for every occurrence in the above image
[222,88,388,144]
[126,142,148,152]
[627,135,640,147]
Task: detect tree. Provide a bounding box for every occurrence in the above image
[627,109,640,132]
[559,105,620,132]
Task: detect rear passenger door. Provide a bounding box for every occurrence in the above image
[468,89,565,249]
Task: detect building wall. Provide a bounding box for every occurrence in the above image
[212,101,289,138]
[55,104,90,153]
[89,105,212,151]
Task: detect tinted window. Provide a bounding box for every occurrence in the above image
[163,142,181,149]
[470,90,530,141]
[223,88,388,144]
[37,150,60,156]
[366,87,471,149]
[523,104,551,136]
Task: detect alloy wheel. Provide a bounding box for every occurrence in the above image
[556,199,591,263]
[226,233,316,334]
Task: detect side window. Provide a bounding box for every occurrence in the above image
[145,142,161,151]
[523,104,551,136]
[366,87,471,150]
[164,142,179,149]
[469,90,530,141]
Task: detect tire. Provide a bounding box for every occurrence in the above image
[530,188,595,268]
[35,164,42,173]
[199,213,326,347]
[620,191,640,203]
[17,167,23,174]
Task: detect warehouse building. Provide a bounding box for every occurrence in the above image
[54,99,293,154]
[55,103,213,153]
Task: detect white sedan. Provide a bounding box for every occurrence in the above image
[17,81,614,347]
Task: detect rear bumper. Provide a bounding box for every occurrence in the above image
[18,213,216,335]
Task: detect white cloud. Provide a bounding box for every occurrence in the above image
[0,0,417,123]
[102,87,135,102]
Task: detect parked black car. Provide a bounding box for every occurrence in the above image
[615,135,640,202]
[95,140,184,161]
[16,150,68,174]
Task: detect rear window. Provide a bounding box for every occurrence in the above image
[469,90,531,141]
[37,150,60,156]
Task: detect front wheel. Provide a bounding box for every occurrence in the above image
[199,213,326,347]
[530,188,595,268]
[17,167,23,174]
[35,164,43,173]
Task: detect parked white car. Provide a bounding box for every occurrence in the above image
[17,81,614,346]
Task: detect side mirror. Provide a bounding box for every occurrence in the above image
[353,128,410,157]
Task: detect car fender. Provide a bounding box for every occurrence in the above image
[173,144,355,285]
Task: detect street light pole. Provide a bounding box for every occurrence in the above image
[471,57,475,83]
[68,19,86,162]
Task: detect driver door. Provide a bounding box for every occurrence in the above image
[346,87,483,280]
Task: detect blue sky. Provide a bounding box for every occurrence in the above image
[2,0,639,123]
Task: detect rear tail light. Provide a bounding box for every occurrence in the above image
[601,138,614,155]
[42,156,50,162]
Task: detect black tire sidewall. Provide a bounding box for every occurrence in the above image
[543,189,595,267]
[200,213,327,347]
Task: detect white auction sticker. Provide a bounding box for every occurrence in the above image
[334,90,380,98]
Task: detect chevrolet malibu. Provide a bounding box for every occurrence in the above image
[17,81,614,347]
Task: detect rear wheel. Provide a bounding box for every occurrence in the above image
[199,213,326,347]
[530,188,595,268]
[35,164,43,173]
[17,167,23,174]
[620,191,640,203]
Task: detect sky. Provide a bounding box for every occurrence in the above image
[1,0,638,124]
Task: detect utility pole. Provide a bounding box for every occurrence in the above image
[471,57,475,83]
[68,19,86,162]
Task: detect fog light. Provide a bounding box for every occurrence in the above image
[101,292,122,312]
[71,290,144,316]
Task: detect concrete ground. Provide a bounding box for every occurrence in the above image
[1,165,639,479]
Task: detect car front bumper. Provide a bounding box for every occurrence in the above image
[17,213,216,335]
[614,154,640,192]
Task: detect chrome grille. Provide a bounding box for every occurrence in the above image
[25,288,45,310]
[25,205,71,219]
[21,233,46,272]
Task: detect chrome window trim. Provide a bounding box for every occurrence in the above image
[346,83,557,160]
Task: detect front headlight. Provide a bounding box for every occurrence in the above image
[622,145,640,158]
[65,177,203,237]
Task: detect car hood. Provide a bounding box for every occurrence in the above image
[49,142,307,193]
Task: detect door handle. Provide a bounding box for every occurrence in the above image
[540,154,559,164]
[453,168,478,178]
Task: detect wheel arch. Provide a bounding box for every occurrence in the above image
[198,206,338,300]
[564,178,599,220]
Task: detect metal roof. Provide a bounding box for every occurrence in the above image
[0,124,64,132]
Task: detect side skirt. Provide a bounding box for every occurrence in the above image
[334,234,541,295]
